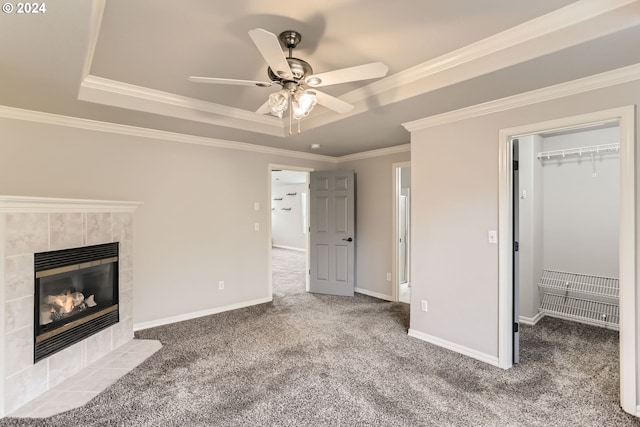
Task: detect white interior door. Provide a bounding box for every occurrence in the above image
[399,195,408,284]
[309,170,355,296]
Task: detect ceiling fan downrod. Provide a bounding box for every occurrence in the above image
[279,30,302,58]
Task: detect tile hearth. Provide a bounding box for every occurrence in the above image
[9,339,161,418]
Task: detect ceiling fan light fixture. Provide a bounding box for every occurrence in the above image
[268,89,289,118]
[292,90,317,119]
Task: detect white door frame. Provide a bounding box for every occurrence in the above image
[392,161,411,302]
[497,106,636,415]
[268,164,313,299]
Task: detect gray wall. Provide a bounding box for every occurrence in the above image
[542,127,620,277]
[409,79,640,390]
[271,183,307,250]
[0,118,336,326]
[339,151,411,299]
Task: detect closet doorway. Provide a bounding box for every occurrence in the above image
[269,165,311,299]
[393,162,411,304]
[497,106,636,415]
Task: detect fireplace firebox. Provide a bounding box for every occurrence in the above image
[34,242,119,362]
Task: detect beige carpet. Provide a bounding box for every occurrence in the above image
[1,249,637,426]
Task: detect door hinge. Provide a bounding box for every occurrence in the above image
[514,241,519,252]
[309,269,311,275]
[513,160,519,171]
[514,322,519,333]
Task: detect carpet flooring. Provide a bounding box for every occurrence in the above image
[2,248,638,426]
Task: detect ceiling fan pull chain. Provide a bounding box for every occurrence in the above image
[289,96,293,136]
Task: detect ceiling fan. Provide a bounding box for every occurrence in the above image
[188,28,389,133]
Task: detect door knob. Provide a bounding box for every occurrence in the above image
[342,237,353,242]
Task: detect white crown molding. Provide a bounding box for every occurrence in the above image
[347,0,639,104]
[79,75,286,137]
[303,0,640,133]
[78,0,640,137]
[81,0,106,79]
[0,105,338,163]
[337,144,410,163]
[0,195,141,213]
[402,63,640,132]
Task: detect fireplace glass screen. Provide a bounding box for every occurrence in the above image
[38,262,115,331]
[34,242,119,362]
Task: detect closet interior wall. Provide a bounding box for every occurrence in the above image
[518,126,620,326]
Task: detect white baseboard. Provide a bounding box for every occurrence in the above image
[355,287,393,301]
[408,328,500,368]
[133,297,272,331]
[272,245,306,252]
[636,405,640,418]
[519,311,545,326]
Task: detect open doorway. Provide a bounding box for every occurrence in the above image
[269,166,311,299]
[393,162,411,304]
[498,106,636,415]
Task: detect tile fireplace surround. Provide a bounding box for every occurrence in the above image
[0,195,141,417]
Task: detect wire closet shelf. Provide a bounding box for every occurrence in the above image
[538,269,619,330]
[536,142,619,160]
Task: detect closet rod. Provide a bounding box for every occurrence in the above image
[537,143,619,160]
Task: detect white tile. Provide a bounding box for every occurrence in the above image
[5,254,34,300]
[7,395,44,417]
[54,367,126,393]
[119,289,133,320]
[48,341,85,388]
[116,338,155,353]
[5,326,34,376]
[112,213,133,243]
[5,213,48,256]
[119,268,133,292]
[84,328,113,366]
[5,295,33,333]
[49,212,84,250]
[112,317,134,348]
[119,239,133,270]
[86,213,113,245]
[7,340,161,418]
[101,351,152,370]
[26,390,98,418]
[4,362,48,414]
[88,350,126,369]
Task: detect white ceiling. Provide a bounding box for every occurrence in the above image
[1,0,640,156]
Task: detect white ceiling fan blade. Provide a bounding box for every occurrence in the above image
[311,90,354,114]
[305,62,389,87]
[248,28,293,80]
[188,76,273,87]
[256,99,272,115]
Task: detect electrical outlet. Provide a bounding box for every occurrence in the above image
[386,272,391,281]
[421,300,428,312]
[488,230,497,244]
[218,281,224,290]
[254,202,260,211]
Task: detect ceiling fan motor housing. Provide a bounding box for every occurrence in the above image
[267,57,313,82]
